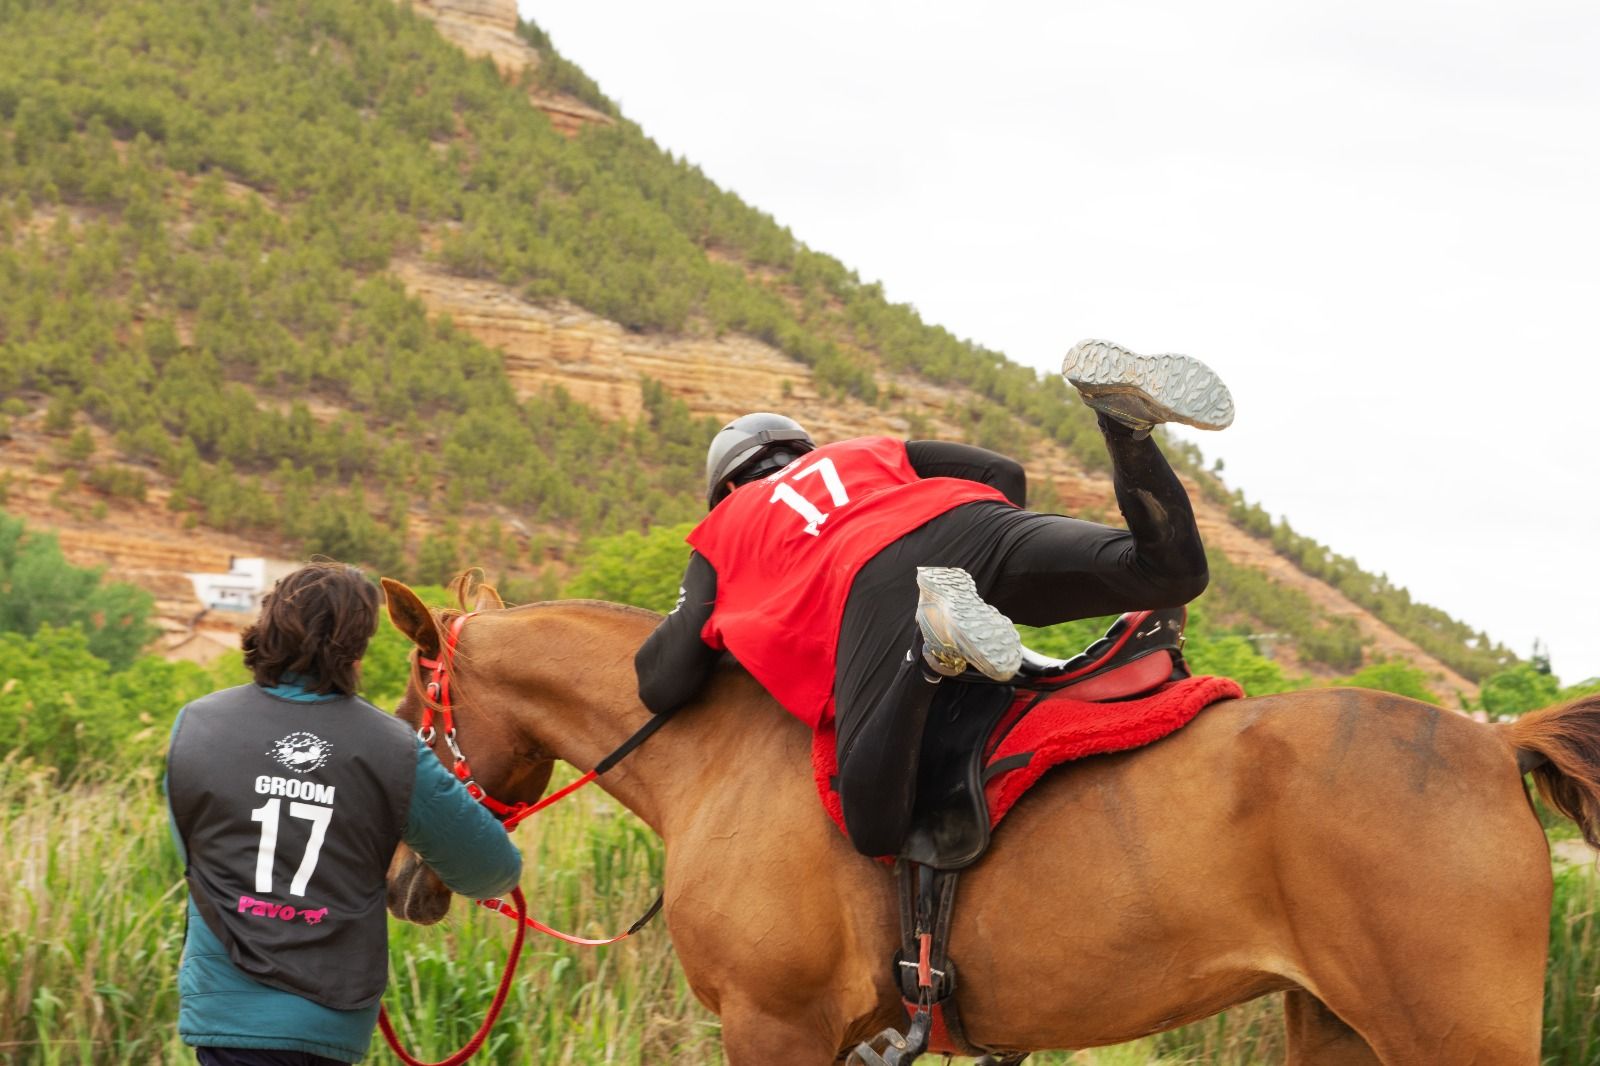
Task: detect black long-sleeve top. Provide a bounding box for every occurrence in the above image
[634,440,1025,715]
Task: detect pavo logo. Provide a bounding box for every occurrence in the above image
[267,732,333,773]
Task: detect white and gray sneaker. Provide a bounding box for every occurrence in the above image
[1062,339,1234,433]
[915,567,1023,681]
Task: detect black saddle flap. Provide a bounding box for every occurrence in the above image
[899,680,1017,871]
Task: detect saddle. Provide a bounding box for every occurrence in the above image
[836,607,1245,1066]
[902,606,1191,871]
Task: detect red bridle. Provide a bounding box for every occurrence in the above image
[413,611,600,829]
[379,610,666,1065]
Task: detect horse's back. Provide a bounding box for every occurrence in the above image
[951,688,1551,1052]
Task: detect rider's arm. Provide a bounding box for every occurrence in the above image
[403,735,523,899]
[905,439,1027,508]
[635,551,721,715]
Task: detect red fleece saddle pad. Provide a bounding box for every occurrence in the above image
[812,674,1244,837]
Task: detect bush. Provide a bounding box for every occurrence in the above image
[1185,635,1305,697]
[1479,663,1562,717]
[0,510,157,668]
[1336,659,1441,705]
[563,522,696,614]
[0,625,211,780]
[85,463,149,500]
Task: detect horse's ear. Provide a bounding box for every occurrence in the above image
[382,578,441,660]
[448,567,504,612]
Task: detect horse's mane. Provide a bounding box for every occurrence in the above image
[432,567,664,626]
[400,571,663,720]
[519,598,662,622]
[429,597,661,626]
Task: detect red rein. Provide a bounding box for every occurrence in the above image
[379,612,648,1064]
[377,887,528,1066]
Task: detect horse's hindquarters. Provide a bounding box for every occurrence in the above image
[948,691,1549,1062]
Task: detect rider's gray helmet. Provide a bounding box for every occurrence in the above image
[705,412,816,507]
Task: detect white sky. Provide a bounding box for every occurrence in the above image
[521,0,1600,686]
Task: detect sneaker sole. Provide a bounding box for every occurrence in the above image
[1062,340,1235,431]
[915,567,1022,681]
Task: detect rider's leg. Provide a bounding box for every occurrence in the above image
[828,482,1197,858]
[982,411,1210,623]
[834,643,942,857]
[829,400,1213,856]
[924,433,1204,626]
[966,338,1228,621]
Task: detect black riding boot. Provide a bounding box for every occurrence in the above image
[836,649,943,857]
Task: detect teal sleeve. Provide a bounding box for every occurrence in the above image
[402,736,523,899]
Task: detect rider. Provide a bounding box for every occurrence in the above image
[635,340,1232,857]
[166,562,523,1065]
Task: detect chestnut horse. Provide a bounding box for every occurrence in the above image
[381,579,1600,1065]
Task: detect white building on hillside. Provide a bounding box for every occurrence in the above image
[186,557,295,613]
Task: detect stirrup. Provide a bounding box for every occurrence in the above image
[848,1009,931,1066]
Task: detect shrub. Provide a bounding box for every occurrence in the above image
[1336,659,1441,704]
[86,463,150,501]
[0,510,157,669]
[1479,663,1562,717]
[564,522,696,614]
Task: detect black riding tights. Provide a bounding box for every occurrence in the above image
[833,417,1208,857]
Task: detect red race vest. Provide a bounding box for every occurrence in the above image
[688,437,1010,728]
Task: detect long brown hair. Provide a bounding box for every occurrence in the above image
[242,561,380,696]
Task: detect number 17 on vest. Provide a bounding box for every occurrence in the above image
[768,458,851,536]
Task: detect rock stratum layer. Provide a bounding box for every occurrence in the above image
[397,0,613,135]
[0,231,1480,695]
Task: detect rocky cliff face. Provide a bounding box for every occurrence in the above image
[397,0,613,135]
[404,0,527,74]
[0,217,1478,693]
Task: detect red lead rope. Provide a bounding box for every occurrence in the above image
[380,611,668,1064]
[377,887,528,1066]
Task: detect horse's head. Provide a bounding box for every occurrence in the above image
[380,575,555,924]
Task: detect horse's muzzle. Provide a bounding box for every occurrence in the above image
[386,844,453,925]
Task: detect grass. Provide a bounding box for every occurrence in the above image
[0,760,185,1064]
[2,756,1596,1064]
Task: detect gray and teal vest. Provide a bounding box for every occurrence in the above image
[168,684,416,1010]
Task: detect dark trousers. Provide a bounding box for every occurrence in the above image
[834,421,1207,856]
[197,1047,351,1066]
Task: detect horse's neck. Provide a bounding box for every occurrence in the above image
[482,603,797,840]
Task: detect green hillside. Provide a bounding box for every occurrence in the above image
[0,0,1515,682]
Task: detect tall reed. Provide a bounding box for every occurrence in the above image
[0,758,187,1063]
[3,757,1596,1064]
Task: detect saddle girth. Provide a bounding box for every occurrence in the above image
[850,862,1006,1065]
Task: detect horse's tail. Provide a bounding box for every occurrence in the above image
[1500,693,1600,848]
